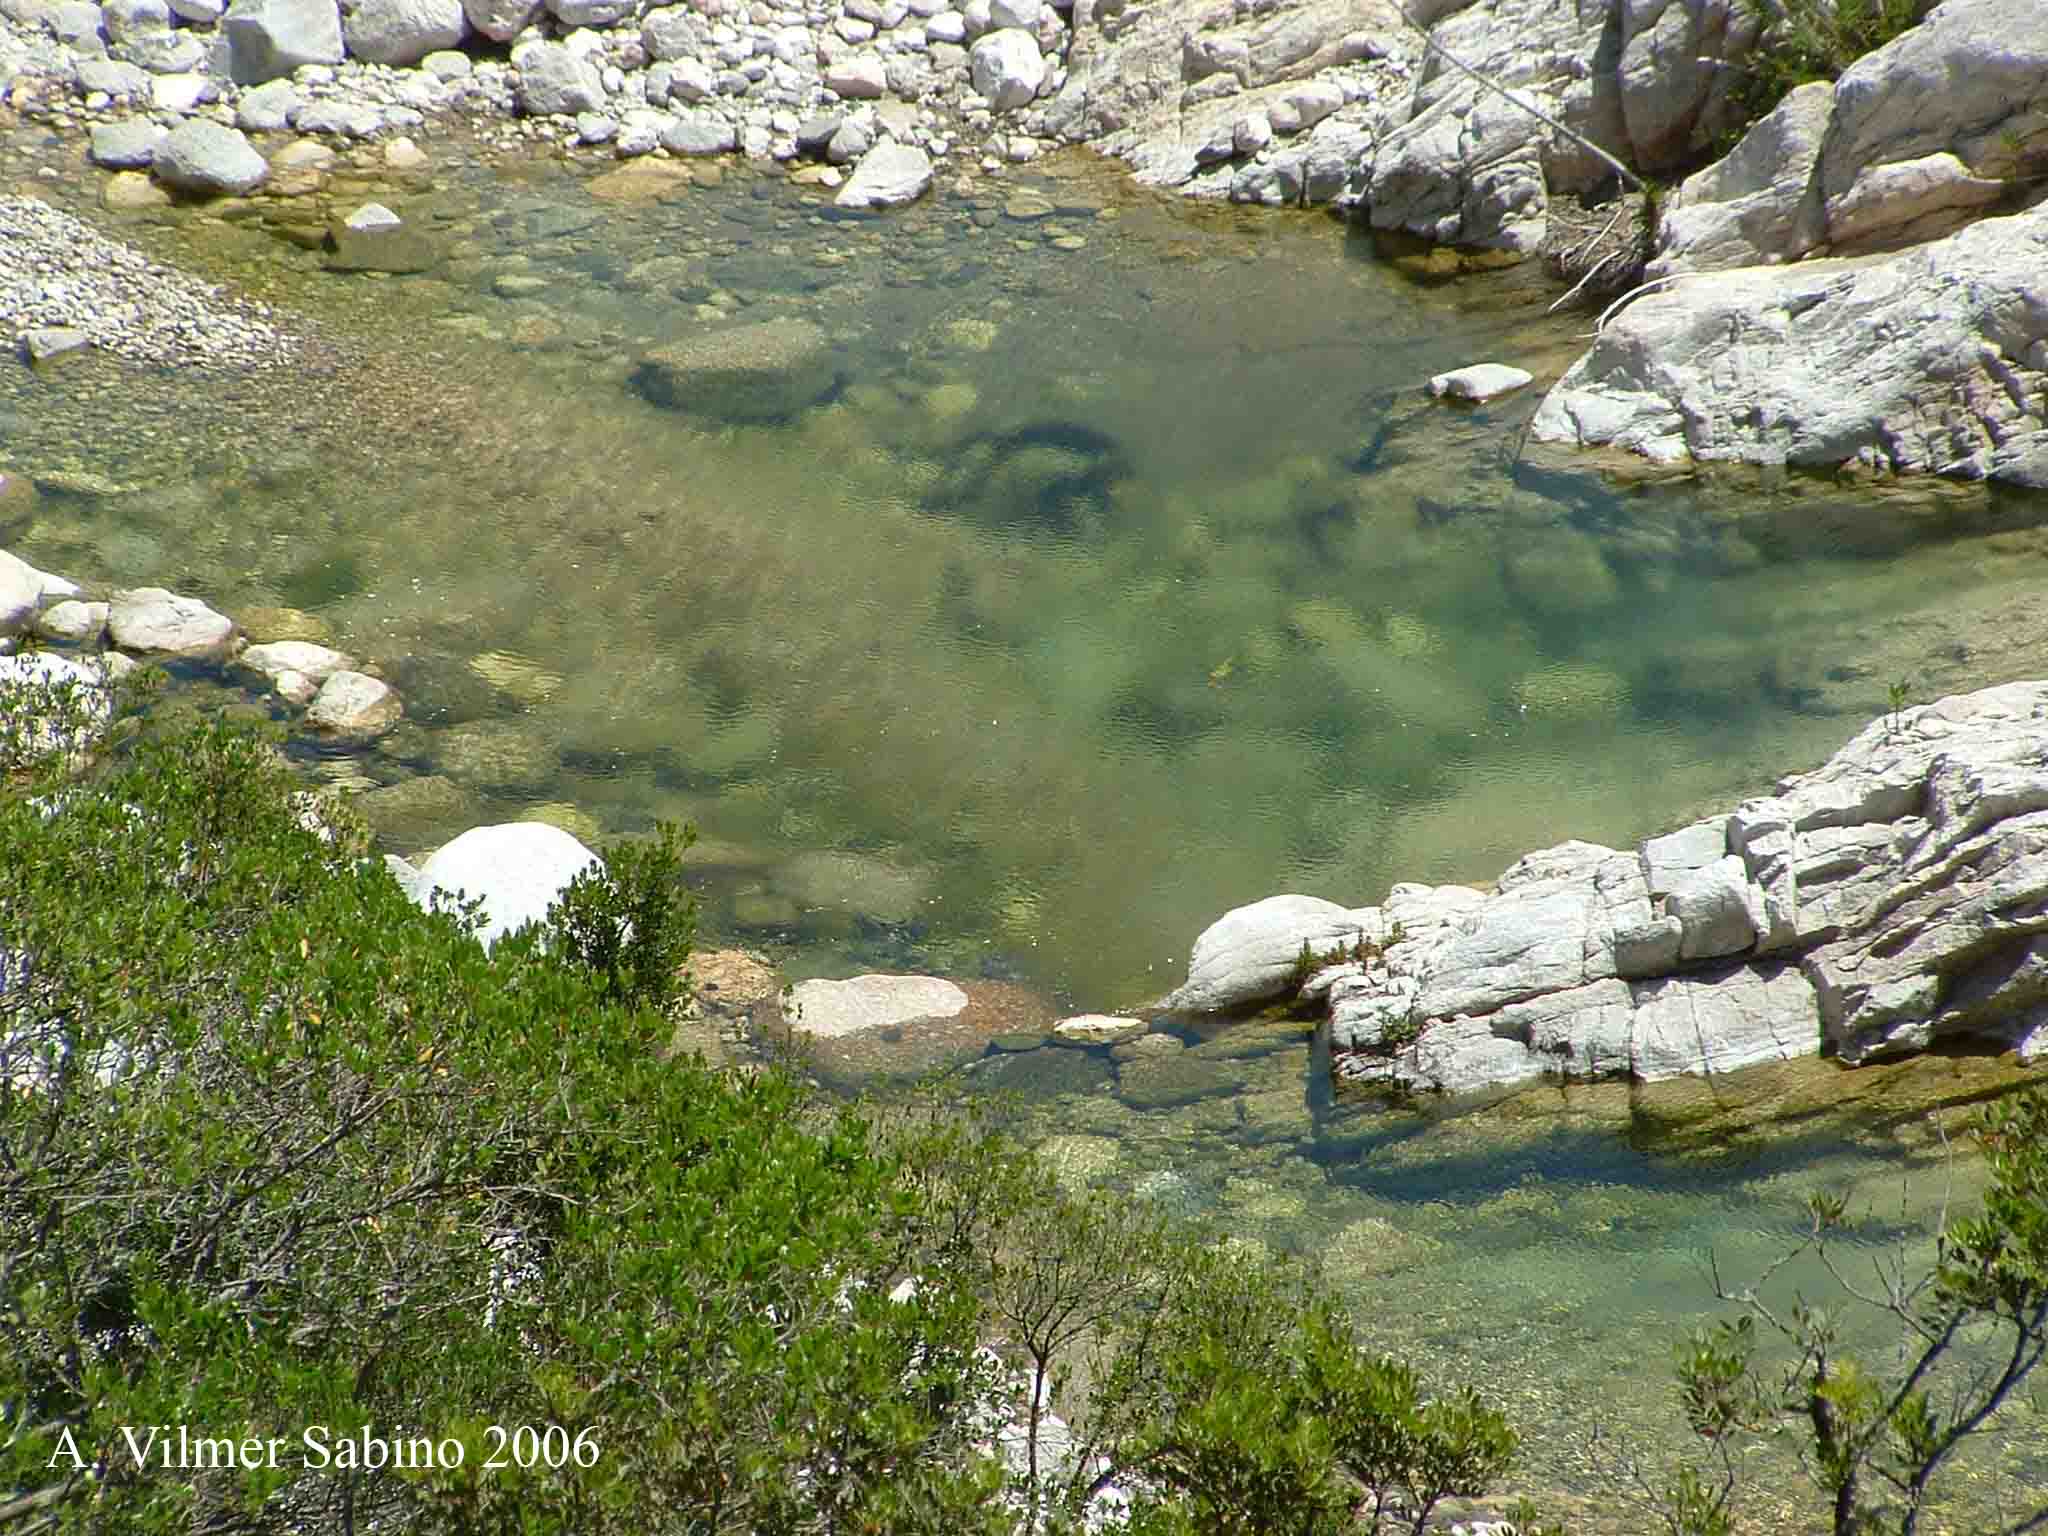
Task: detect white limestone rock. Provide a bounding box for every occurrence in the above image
[0,550,48,636]
[462,0,540,40]
[968,27,1042,112]
[1817,0,2048,251]
[1052,1013,1146,1044]
[1427,364,1532,403]
[515,39,605,116]
[786,973,969,1038]
[1330,681,2048,1093]
[107,586,237,660]
[238,639,356,685]
[34,599,110,646]
[833,139,932,208]
[343,0,465,66]
[1529,201,2048,488]
[303,669,401,739]
[1164,893,1383,1013]
[415,821,601,949]
[222,0,344,85]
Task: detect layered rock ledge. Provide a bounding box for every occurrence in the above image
[1167,680,2048,1096]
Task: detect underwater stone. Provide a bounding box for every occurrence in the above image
[634,316,837,423]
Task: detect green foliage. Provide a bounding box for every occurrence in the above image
[1665,1090,2048,1536]
[1096,1248,1517,1536]
[0,710,1531,1536]
[1288,929,1388,995]
[1726,0,1933,139]
[1885,678,1912,735]
[548,820,699,1013]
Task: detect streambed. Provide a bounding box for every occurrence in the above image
[4,130,2046,1524]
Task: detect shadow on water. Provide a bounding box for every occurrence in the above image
[920,419,1130,538]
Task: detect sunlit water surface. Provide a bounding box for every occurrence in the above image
[4,134,2046,1524]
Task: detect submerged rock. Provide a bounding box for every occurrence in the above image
[633,316,838,424]
[775,973,1055,1077]
[327,202,436,273]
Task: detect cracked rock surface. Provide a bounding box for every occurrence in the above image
[1169,681,2048,1095]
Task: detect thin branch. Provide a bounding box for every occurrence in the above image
[1389,0,1642,192]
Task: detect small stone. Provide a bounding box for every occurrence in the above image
[88,118,167,168]
[101,171,172,210]
[273,668,319,706]
[20,328,91,365]
[327,201,434,273]
[35,599,111,645]
[303,669,402,739]
[1427,363,1535,403]
[383,135,429,170]
[238,639,356,683]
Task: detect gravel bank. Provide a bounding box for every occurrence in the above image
[0,192,304,370]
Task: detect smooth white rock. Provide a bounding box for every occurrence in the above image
[786,973,969,1037]
[416,822,601,949]
[1427,364,1532,402]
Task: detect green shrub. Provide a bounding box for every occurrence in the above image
[1666,1090,2048,1536]
[1725,0,1933,138]
[0,710,1533,1536]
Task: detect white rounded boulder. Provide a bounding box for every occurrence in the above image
[415,822,601,950]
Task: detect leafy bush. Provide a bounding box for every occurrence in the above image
[1726,0,1933,137]
[1660,1090,2048,1536]
[0,712,1538,1536]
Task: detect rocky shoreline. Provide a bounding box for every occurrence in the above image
[1163,679,2048,1098]
[4,0,2045,479]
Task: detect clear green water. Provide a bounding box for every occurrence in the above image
[4,138,2047,1522]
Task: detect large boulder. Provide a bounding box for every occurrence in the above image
[1163,892,1383,1014]
[515,40,605,116]
[1816,0,2048,252]
[1614,0,1760,171]
[833,140,933,209]
[633,316,839,424]
[415,822,600,950]
[1322,680,2048,1094]
[462,0,540,40]
[968,27,1044,112]
[342,0,465,65]
[1530,200,2048,487]
[222,0,344,84]
[0,550,48,636]
[151,121,269,196]
[1647,79,1834,278]
[106,586,238,660]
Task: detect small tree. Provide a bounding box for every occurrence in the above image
[1670,1090,2048,1536]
